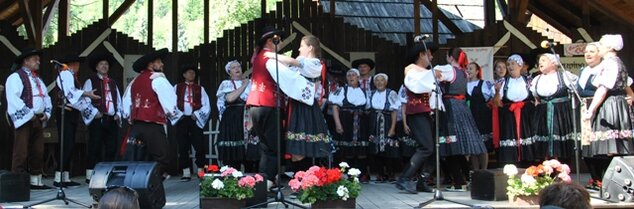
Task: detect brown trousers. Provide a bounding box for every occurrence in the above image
[12,119,45,175]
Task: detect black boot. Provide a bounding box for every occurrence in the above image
[416,173,433,193]
[396,178,418,194]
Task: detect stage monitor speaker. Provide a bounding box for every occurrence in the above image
[0,170,30,202]
[89,161,165,209]
[471,169,509,201]
[601,156,634,202]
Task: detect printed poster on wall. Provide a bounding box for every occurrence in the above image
[462,47,494,81]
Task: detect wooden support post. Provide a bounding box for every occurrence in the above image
[330,0,335,18]
[103,0,109,21]
[204,0,209,43]
[261,0,267,17]
[58,0,68,38]
[172,0,178,52]
[484,0,496,28]
[148,0,153,46]
[421,0,462,36]
[431,0,438,44]
[414,0,420,36]
[18,0,36,46]
[108,0,135,26]
[43,0,60,35]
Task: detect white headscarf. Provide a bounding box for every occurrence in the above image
[224,60,240,75]
[600,34,623,51]
[347,68,360,77]
[541,53,560,65]
[507,54,524,67]
[373,73,388,83]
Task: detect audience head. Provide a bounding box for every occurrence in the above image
[98,186,140,209]
[538,182,591,209]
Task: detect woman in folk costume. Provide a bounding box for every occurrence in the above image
[330,68,370,182]
[494,54,537,165]
[367,73,400,182]
[576,42,629,189]
[216,60,259,171]
[263,35,331,170]
[434,47,487,191]
[397,85,416,158]
[584,34,634,182]
[395,41,438,194]
[465,62,494,170]
[530,53,578,160]
[494,59,508,81]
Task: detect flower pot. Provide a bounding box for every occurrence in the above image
[508,195,539,205]
[200,197,246,209]
[312,198,356,209]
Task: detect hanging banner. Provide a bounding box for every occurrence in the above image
[560,57,586,75]
[462,47,494,81]
[564,43,587,57]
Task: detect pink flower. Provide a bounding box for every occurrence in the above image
[301,175,320,189]
[221,167,237,177]
[294,171,306,180]
[542,165,554,175]
[254,174,264,182]
[559,164,571,175]
[307,166,321,175]
[238,176,256,188]
[558,173,572,183]
[544,159,561,169]
[289,179,301,192]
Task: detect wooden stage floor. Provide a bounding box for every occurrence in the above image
[2,174,634,209]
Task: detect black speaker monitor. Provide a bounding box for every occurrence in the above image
[470,169,509,201]
[601,156,634,202]
[89,161,165,209]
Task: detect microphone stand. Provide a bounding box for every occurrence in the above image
[415,40,475,208]
[24,64,90,209]
[245,37,308,209]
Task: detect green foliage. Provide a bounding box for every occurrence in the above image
[33,0,280,50]
[200,176,254,200]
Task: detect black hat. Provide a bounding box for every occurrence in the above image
[407,41,439,64]
[132,48,168,72]
[57,54,85,64]
[258,26,286,43]
[14,47,43,64]
[87,52,115,71]
[180,64,199,76]
[351,58,375,69]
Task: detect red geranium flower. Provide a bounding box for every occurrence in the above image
[198,170,205,178]
[208,165,220,173]
[325,168,341,184]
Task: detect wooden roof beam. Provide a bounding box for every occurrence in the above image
[515,0,530,24]
[108,0,135,26]
[420,0,463,35]
[527,3,574,39]
[587,0,634,28]
[42,0,59,34]
[536,0,582,28]
[18,0,37,46]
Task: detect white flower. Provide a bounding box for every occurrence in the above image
[212,178,224,190]
[339,162,350,169]
[347,168,361,177]
[503,164,518,176]
[336,185,350,201]
[520,174,536,186]
[220,165,229,172]
[232,171,244,178]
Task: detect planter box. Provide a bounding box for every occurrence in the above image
[508,195,539,206]
[200,197,246,209]
[312,198,356,209]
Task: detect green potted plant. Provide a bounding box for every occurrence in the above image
[199,165,264,209]
[504,159,572,205]
[289,162,362,209]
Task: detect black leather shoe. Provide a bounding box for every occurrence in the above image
[396,178,418,194]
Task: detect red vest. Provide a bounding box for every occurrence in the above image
[90,75,119,113]
[405,88,431,115]
[246,49,284,107]
[131,70,166,124]
[176,82,202,111]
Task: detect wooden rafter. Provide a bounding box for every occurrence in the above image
[515,0,530,24]
[58,0,68,38]
[148,0,153,46]
[484,0,496,28]
[587,0,634,28]
[420,0,463,35]
[42,0,60,34]
[527,3,574,38]
[414,0,420,35]
[108,0,135,26]
[535,0,582,28]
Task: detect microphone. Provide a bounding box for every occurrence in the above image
[50,60,69,69]
[272,34,281,45]
[540,40,557,48]
[414,34,430,43]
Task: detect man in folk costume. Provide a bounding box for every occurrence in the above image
[247,25,288,186]
[352,58,376,95]
[6,48,53,190]
[82,52,122,184]
[122,48,183,179]
[53,54,101,187]
[174,65,210,181]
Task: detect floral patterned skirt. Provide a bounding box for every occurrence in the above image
[286,99,332,158]
[587,95,634,156]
